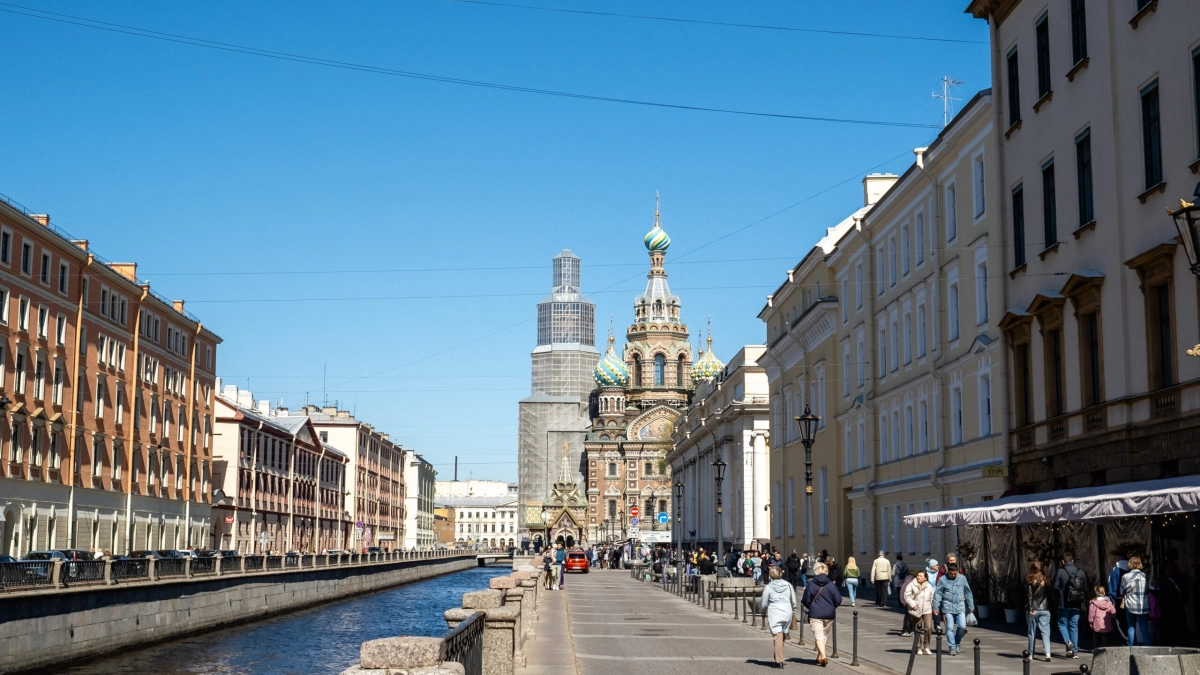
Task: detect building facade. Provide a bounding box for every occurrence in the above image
[0,201,221,557]
[668,345,770,553]
[582,204,688,545]
[286,406,405,551]
[210,386,351,554]
[437,495,519,550]
[403,452,436,549]
[517,250,598,540]
[435,479,515,499]
[433,506,456,546]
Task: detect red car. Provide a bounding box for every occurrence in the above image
[564,551,589,573]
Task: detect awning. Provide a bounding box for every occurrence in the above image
[903,475,1200,528]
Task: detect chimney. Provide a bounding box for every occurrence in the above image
[172,299,186,314]
[862,173,900,207]
[276,406,289,415]
[30,214,50,227]
[321,406,338,415]
[109,263,138,283]
[237,390,253,410]
[71,240,89,252]
[257,400,270,415]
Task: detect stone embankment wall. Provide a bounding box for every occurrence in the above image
[0,554,477,674]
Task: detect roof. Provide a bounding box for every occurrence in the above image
[434,496,521,508]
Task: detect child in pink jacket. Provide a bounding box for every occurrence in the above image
[1088,585,1117,648]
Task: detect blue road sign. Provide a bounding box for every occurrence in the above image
[630,517,639,526]
[657,512,669,524]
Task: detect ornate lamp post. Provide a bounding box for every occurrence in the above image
[673,480,684,570]
[712,457,727,576]
[793,403,821,563]
[1169,183,1200,355]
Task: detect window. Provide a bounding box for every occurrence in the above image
[1047,329,1065,417]
[9,422,21,463]
[1070,0,1087,64]
[1150,284,1173,389]
[607,462,617,477]
[786,478,795,537]
[976,261,989,324]
[888,236,897,286]
[951,386,963,445]
[80,277,88,307]
[1076,129,1094,226]
[841,280,848,323]
[676,355,684,386]
[843,347,851,396]
[855,263,863,309]
[96,375,105,418]
[818,468,828,535]
[632,355,642,387]
[653,353,665,386]
[52,363,63,406]
[1012,185,1027,268]
[856,339,865,386]
[1006,48,1021,127]
[919,401,929,452]
[58,262,68,294]
[1015,343,1033,426]
[21,242,32,275]
[892,410,900,460]
[0,288,7,325]
[1194,49,1200,159]
[1080,312,1102,406]
[844,427,852,472]
[1035,15,1051,99]
[39,253,50,285]
[93,437,104,477]
[14,350,25,395]
[877,248,885,295]
[946,184,958,241]
[55,314,65,345]
[980,373,993,436]
[34,358,45,401]
[1141,81,1162,189]
[98,334,107,366]
[903,313,912,364]
[901,225,910,276]
[878,329,887,377]
[0,229,8,265]
[973,155,986,217]
[948,281,960,341]
[37,306,47,339]
[915,213,925,264]
[879,415,888,463]
[890,321,899,371]
[904,406,914,456]
[857,420,866,468]
[1042,161,1057,248]
[18,296,29,332]
[917,304,927,356]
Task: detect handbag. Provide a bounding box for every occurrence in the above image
[966,612,978,627]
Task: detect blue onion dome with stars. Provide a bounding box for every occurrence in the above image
[594,333,630,387]
[691,332,725,384]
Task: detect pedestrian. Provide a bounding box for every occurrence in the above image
[542,547,554,590]
[751,551,763,584]
[932,562,975,656]
[552,543,566,591]
[760,566,798,668]
[799,552,810,587]
[844,556,861,606]
[925,559,940,586]
[904,570,935,655]
[786,551,801,586]
[1088,585,1117,649]
[871,551,891,607]
[1052,552,1087,658]
[699,551,716,576]
[898,570,916,637]
[1119,556,1152,645]
[892,554,910,608]
[801,562,843,667]
[1026,562,1053,662]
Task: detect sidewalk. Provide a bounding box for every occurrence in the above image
[519,582,579,675]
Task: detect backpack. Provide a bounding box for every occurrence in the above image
[1066,567,1088,603]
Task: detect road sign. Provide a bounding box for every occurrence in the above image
[630,526,640,538]
[356,521,364,529]
[630,517,639,527]
[657,512,669,524]
[630,506,640,518]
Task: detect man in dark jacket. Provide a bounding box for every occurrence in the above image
[786,552,801,586]
[801,563,844,666]
[1052,553,1086,658]
[893,555,910,608]
[699,553,716,575]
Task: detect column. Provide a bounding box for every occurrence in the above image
[752,432,769,541]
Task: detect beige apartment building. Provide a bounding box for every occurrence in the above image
[0,199,221,557]
[839,92,1008,564]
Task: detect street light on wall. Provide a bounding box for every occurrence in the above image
[1170,183,1200,357]
[794,403,821,563]
[711,457,727,575]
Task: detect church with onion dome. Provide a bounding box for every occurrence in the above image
[582,197,725,545]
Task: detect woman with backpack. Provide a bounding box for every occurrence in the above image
[1053,553,1087,658]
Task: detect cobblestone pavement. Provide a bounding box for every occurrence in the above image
[533,570,1095,675]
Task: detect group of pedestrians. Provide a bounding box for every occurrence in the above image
[539,543,566,591]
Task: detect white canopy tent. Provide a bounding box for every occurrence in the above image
[903,475,1200,529]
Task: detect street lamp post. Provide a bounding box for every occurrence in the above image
[1170,183,1200,355]
[712,458,727,576]
[794,403,821,563]
[673,480,684,572]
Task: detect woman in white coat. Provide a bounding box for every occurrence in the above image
[761,566,798,667]
[904,570,935,655]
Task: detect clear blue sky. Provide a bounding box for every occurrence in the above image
[0,1,989,482]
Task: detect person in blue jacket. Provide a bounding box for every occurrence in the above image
[932,563,975,656]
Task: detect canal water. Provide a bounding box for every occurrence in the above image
[49,564,510,675]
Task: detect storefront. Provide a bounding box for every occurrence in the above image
[904,476,1200,626]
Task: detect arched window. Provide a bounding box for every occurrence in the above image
[633,355,642,386]
[677,355,685,385]
[654,300,664,318]
[654,354,665,386]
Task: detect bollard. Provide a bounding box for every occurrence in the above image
[1021,650,1031,675]
[742,586,748,623]
[973,638,981,675]
[851,611,859,666]
[831,617,839,658]
[720,584,725,614]
[797,607,806,646]
[904,629,921,675]
[734,585,740,620]
[935,629,943,675]
[1080,665,1090,675]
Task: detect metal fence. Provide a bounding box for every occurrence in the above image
[244,556,264,572]
[62,560,107,587]
[111,559,150,582]
[0,561,53,591]
[442,611,485,675]
[265,556,283,571]
[157,558,187,578]
[191,558,216,575]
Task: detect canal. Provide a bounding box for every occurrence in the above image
[47,564,510,675]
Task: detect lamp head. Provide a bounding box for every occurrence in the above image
[794,403,821,443]
[0,394,10,411]
[673,481,684,500]
[711,458,727,482]
[1171,182,1200,275]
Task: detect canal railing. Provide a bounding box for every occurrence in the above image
[443,611,485,675]
[0,548,472,593]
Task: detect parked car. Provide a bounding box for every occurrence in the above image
[172,550,199,559]
[366,547,383,555]
[323,549,344,555]
[128,550,164,559]
[218,550,240,558]
[564,551,589,574]
[22,550,95,561]
[156,550,185,559]
[0,555,16,563]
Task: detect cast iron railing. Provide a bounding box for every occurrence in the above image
[442,611,485,675]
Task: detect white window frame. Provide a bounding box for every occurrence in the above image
[55,314,66,346]
[915,211,926,265]
[973,152,986,219]
[901,224,911,277]
[979,371,993,436]
[946,182,958,242]
[950,385,964,445]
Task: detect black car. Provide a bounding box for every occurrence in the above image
[0,554,16,563]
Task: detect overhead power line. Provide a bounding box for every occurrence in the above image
[440,0,989,45]
[0,2,940,129]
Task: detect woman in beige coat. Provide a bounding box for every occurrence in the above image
[904,570,935,655]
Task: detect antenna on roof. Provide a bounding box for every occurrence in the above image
[931,76,965,127]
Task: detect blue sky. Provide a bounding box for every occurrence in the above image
[0,1,990,481]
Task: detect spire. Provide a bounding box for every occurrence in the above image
[558,441,572,483]
[707,315,713,351]
[655,190,660,228]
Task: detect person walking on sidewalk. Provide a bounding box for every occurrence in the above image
[892,555,910,608]
[801,562,843,667]
[871,551,891,607]
[844,557,861,606]
[552,543,566,591]
[1026,562,1053,662]
[786,551,801,586]
[933,562,975,656]
[1053,552,1087,658]
[761,566,798,668]
[898,570,917,637]
[904,570,935,655]
[1088,585,1117,648]
[1119,556,1152,646]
